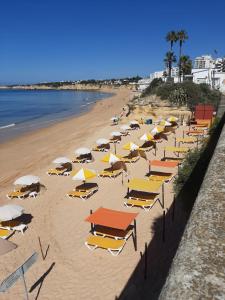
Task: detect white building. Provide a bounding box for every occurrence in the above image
[137,78,151,91]
[194,55,215,69]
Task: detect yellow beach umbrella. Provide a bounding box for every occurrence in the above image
[101,152,120,164]
[123,142,139,151]
[159,120,172,127]
[167,116,178,123]
[72,168,96,182]
[151,126,164,136]
[140,133,154,142]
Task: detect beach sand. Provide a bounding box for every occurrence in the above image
[0,87,192,300]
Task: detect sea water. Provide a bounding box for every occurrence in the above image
[0,89,113,143]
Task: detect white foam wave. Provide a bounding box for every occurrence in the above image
[0,123,15,130]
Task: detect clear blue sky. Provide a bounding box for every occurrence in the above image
[0,0,225,84]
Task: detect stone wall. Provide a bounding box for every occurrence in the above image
[159,96,225,299]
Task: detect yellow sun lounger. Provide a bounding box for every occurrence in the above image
[120,156,140,163]
[92,146,109,152]
[6,190,30,200]
[66,188,98,200]
[176,137,197,144]
[164,146,189,153]
[124,199,157,211]
[93,225,133,240]
[0,228,14,239]
[98,169,122,178]
[85,235,126,256]
[47,168,69,176]
[148,172,174,183]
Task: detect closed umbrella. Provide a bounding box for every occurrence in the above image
[14,175,40,186]
[151,126,164,136]
[0,205,24,221]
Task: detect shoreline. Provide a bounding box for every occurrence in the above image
[0,86,131,189]
[0,89,115,144]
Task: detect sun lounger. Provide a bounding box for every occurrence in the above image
[148,172,174,183]
[176,137,197,144]
[128,190,160,202]
[120,156,140,163]
[66,187,98,200]
[6,190,30,200]
[47,168,69,176]
[0,220,27,234]
[92,146,109,152]
[0,228,14,239]
[93,225,133,240]
[124,199,157,211]
[98,169,122,178]
[85,235,126,256]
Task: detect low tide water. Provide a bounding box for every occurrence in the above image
[0,89,113,143]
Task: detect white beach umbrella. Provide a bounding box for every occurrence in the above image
[111,131,122,137]
[72,168,96,181]
[96,138,110,146]
[0,205,24,221]
[120,125,130,131]
[151,126,164,136]
[75,147,91,155]
[159,120,172,127]
[130,120,139,125]
[14,175,40,186]
[53,157,71,164]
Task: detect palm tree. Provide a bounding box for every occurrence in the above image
[166,31,178,51]
[179,55,192,81]
[164,51,177,79]
[177,30,188,82]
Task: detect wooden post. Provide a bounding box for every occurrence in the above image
[144,242,147,280]
[162,210,166,243]
[134,219,137,251]
[38,236,44,261]
[162,183,165,209]
[90,209,94,232]
[172,196,176,222]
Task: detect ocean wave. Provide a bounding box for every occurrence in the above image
[0,123,15,130]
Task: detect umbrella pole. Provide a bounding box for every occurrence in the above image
[174,137,176,147]
[114,142,116,154]
[134,219,137,251]
[90,210,94,232]
[155,144,157,156]
[163,149,166,160]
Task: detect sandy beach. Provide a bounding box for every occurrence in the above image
[0,87,192,300]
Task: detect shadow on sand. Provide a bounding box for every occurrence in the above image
[117,113,225,300]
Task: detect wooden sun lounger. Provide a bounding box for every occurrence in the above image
[93,225,133,240]
[66,187,98,200]
[6,190,30,200]
[124,199,157,211]
[98,169,122,178]
[128,190,160,201]
[0,228,15,239]
[47,168,69,176]
[148,172,174,183]
[92,146,109,152]
[85,235,126,256]
[120,156,140,163]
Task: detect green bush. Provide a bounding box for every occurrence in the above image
[168,87,188,106]
[174,145,205,195]
[141,78,163,97]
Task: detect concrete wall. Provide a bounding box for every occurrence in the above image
[159,96,225,299]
